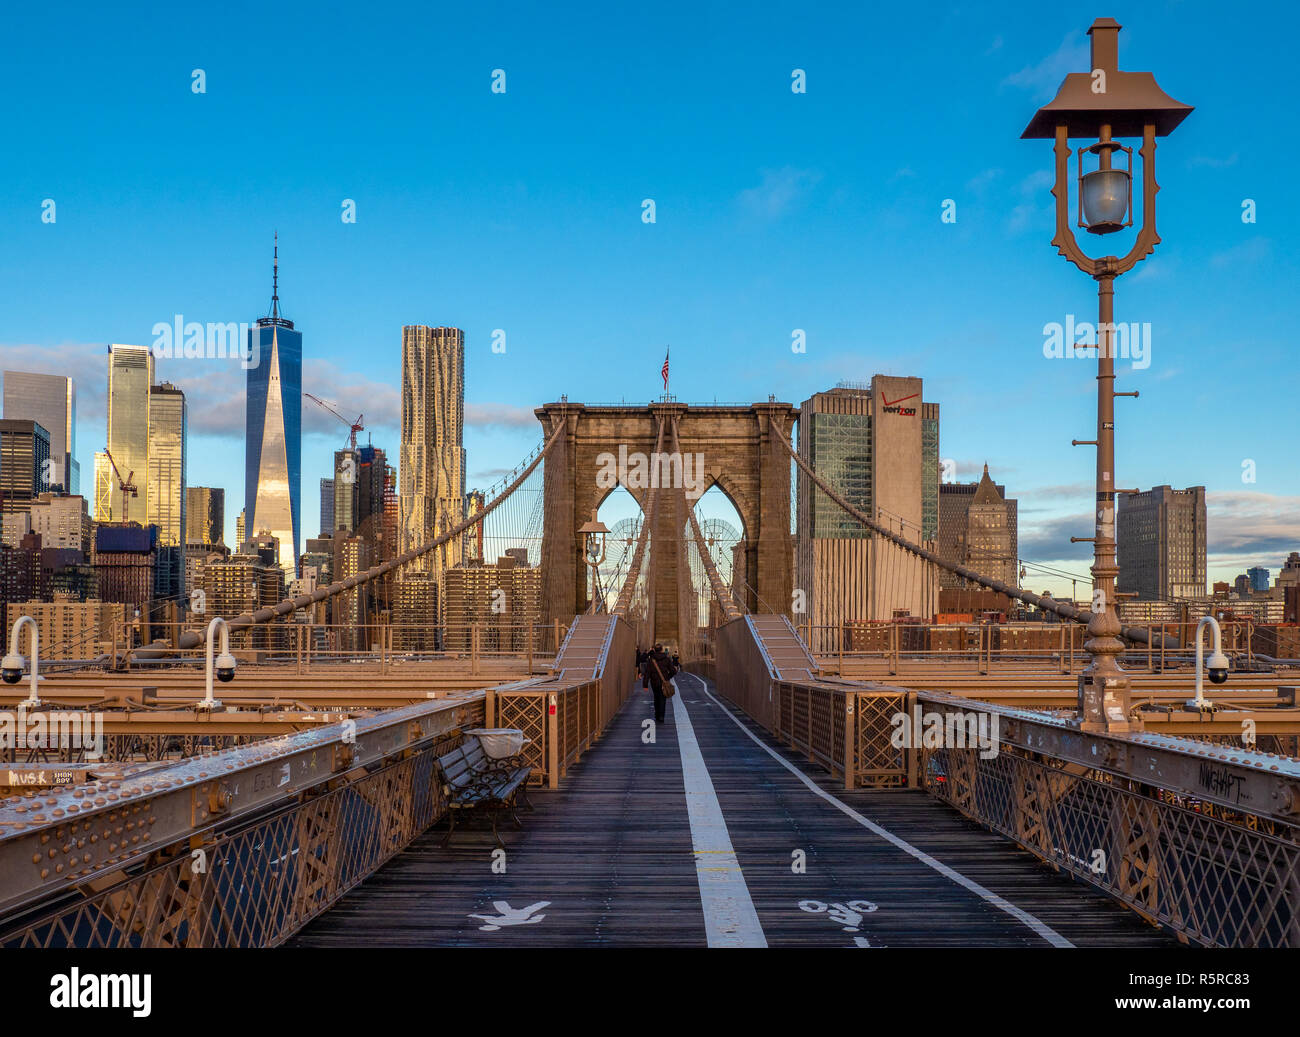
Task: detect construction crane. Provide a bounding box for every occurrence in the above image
[304,392,364,451]
[103,448,138,525]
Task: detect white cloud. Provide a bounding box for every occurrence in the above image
[1002,32,1088,98]
[465,403,537,430]
[737,167,821,220]
[1206,490,1300,556]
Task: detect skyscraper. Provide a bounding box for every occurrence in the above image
[245,237,302,574]
[335,444,389,550]
[105,344,154,524]
[795,378,940,643]
[93,453,112,523]
[1117,485,1208,601]
[185,487,225,546]
[400,326,465,583]
[147,383,187,547]
[0,420,52,520]
[146,382,186,604]
[3,372,78,494]
[937,466,1019,588]
[319,477,335,536]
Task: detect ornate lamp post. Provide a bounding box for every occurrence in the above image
[1022,18,1192,733]
[578,510,610,614]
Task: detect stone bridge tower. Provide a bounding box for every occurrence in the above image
[537,400,797,647]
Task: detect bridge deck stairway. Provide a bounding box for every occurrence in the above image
[293,673,1172,948]
[552,614,617,682]
[747,614,819,682]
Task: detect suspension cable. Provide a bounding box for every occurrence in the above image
[773,419,1168,646]
[176,422,565,651]
[612,414,667,615]
[668,416,743,621]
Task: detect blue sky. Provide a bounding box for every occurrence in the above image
[1,0,1296,596]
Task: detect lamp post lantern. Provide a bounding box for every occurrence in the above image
[578,510,610,614]
[1022,18,1192,733]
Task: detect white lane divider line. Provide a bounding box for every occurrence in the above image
[681,673,1073,949]
[671,689,768,948]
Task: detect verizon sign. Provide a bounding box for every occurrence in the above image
[879,391,919,416]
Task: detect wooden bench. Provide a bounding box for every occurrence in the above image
[434,735,534,848]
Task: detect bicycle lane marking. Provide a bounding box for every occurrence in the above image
[679,673,1073,948]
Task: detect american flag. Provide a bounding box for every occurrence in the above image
[661,347,669,391]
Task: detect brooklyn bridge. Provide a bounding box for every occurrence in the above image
[1,397,1297,950]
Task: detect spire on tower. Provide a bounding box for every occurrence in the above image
[257,232,294,329]
[271,231,280,320]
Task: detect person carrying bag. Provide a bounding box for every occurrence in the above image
[645,643,678,724]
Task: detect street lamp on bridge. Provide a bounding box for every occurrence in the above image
[1021,17,1192,733]
[578,510,610,614]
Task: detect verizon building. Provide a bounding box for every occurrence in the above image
[795,378,940,648]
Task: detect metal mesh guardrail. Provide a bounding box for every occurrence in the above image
[3,732,462,948]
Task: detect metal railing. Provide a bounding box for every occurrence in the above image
[714,611,1300,946]
[773,680,911,789]
[917,690,1300,947]
[0,612,638,946]
[22,620,572,675]
[801,620,1271,676]
[4,732,463,947]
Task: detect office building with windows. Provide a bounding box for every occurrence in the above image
[443,555,541,652]
[0,419,52,522]
[29,492,92,554]
[186,486,225,547]
[105,344,154,524]
[937,466,1019,589]
[399,326,465,592]
[3,371,78,494]
[1117,485,1208,601]
[147,383,186,546]
[1246,566,1270,593]
[795,378,939,642]
[319,477,335,536]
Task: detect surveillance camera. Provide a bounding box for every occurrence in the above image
[214,651,237,683]
[1,652,24,685]
[1207,650,1229,685]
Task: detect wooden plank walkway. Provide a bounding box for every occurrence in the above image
[293,673,1175,948]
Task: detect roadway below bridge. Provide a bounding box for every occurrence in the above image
[294,672,1174,948]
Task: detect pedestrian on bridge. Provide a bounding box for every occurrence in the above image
[644,643,678,725]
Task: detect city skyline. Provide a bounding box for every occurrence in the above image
[0,2,1295,597]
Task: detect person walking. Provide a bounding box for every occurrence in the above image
[644,642,678,725]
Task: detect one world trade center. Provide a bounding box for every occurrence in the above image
[245,235,301,573]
